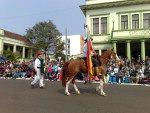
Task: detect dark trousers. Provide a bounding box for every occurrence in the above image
[83,56,99,67]
[116,76,123,83]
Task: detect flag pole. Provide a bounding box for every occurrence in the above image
[65,28,68,61]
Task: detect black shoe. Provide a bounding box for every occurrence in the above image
[31,84,35,89]
[84,81,87,84]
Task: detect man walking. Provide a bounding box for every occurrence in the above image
[31,51,45,88]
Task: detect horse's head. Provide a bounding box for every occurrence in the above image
[107,49,125,67]
[99,49,121,64]
[108,49,120,61]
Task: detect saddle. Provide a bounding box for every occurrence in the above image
[82,57,99,76]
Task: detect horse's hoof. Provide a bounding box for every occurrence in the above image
[67,93,71,96]
[76,92,81,95]
[100,92,107,97]
[65,92,71,96]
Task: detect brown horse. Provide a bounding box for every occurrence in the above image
[62,49,120,96]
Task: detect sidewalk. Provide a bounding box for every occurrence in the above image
[75,79,150,87]
[1,77,150,87]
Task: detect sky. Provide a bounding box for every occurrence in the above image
[0,0,86,36]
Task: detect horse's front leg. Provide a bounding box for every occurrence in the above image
[65,78,72,96]
[96,78,106,96]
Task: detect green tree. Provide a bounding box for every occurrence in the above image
[54,40,65,61]
[3,50,21,61]
[25,20,64,58]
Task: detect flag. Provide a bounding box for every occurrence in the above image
[86,27,94,79]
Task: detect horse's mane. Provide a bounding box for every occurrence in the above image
[101,49,113,58]
[98,49,116,66]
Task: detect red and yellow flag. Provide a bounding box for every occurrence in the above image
[86,36,94,79]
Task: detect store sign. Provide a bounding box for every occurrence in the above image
[129,30,150,36]
[113,29,150,39]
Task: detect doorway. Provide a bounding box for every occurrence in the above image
[131,42,141,60]
[117,42,126,58]
[146,41,150,57]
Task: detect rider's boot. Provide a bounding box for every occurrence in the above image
[94,67,100,76]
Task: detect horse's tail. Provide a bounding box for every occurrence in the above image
[62,67,66,87]
[62,62,69,87]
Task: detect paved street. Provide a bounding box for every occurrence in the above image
[0,79,150,113]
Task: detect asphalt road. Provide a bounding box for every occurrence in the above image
[0,79,150,113]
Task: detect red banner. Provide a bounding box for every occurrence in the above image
[86,39,94,78]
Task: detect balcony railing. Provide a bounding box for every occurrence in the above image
[111,29,150,40]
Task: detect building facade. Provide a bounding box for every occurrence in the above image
[0,29,33,59]
[80,0,150,60]
[62,35,84,59]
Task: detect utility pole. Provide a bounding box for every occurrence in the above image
[65,28,68,61]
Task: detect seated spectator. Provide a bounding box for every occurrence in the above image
[116,65,124,84]
[51,62,59,81]
[12,67,21,79]
[3,66,12,78]
[46,63,53,80]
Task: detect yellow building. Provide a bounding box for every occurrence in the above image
[0,29,33,59]
[80,0,150,60]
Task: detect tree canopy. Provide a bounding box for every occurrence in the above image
[25,20,64,59]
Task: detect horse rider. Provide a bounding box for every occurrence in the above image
[31,51,45,88]
[82,38,101,76]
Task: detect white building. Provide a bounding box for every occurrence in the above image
[62,35,84,59]
[80,0,150,60]
[0,29,33,59]
[86,0,124,5]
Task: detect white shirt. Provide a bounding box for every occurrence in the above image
[82,43,87,57]
[34,58,41,70]
[114,67,119,74]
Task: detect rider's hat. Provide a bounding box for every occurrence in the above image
[84,38,93,42]
[36,51,43,57]
[84,39,87,42]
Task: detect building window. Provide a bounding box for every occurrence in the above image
[143,13,150,29]
[101,17,107,34]
[93,18,99,34]
[132,14,139,29]
[121,15,128,30]
[67,39,70,45]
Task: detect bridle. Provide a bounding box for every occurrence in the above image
[100,56,111,62]
[99,53,116,62]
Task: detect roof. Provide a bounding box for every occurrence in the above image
[80,0,150,15]
[4,30,32,46]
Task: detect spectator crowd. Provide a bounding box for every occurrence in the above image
[0,56,150,84]
[0,59,63,81]
[106,56,150,84]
